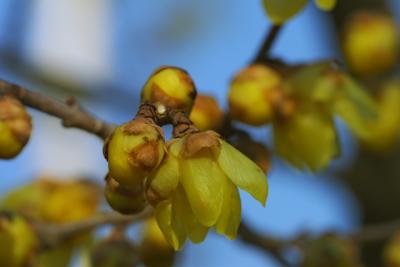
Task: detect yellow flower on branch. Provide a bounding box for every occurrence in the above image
[262,0,337,25]
[145,131,268,250]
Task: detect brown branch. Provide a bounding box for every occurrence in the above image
[34,208,153,249]
[352,218,400,243]
[253,25,283,63]
[0,79,115,139]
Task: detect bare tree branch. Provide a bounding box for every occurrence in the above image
[253,25,283,63]
[0,79,115,139]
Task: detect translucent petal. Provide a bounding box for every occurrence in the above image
[154,200,186,250]
[217,140,268,205]
[180,157,224,226]
[262,0,308,24]
[173,186,208,243]
[147,153,180,198]
[273,108,339,171]
[314,0,336,11]
[215,180,241,240]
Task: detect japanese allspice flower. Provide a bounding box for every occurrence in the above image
[0,95,32,159]
[189,94,225,131]
[342,11,399,76]
[146,130,268,250]
[0,212,38,267]
[262,0,337,25]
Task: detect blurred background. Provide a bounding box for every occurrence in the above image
[0,0,398,266]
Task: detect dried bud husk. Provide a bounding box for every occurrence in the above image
[105,118,165,187]
[301,234,362,267]
[91,237,140,267]
[189,94,224,131]
[0,96,32,159]
[342,11,399,76]
[139,219,174,267]
[141,66,197,114]
[0,212,38,267]
[228,64,284,126]
[105,174,147,215]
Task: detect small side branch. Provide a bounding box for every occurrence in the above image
[253,25,283,63]
[0,80,115,139]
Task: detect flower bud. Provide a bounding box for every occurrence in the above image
[228,64,284,126]
[0,212,38,267]
[384,231,400,267]
[139,219,175,267]
[91,237,140,267]
[141,66,197,114]
[342,11,399,76]
[0,96,32,159]
[105,174,147,215]
[104,118,165,187]
[189,95,224,131]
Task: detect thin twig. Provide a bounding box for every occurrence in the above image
[253,25,283,63]
[34,208,153,248]
[0,79,115,139]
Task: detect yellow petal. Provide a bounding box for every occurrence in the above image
[147,153,180,199]
[314,0,336,11]
[154,200,186,250]
[180,157,224,227]
[215,180,241,240]
[217,140,268,206]
[262,0,308,25]
[173,186,208,243]
[274,108,339,171]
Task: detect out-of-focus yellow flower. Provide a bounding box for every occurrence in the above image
[104,174,147,215]
[0,95,32,159]
[342,11,399,76]
[262,0,337,25]
[104,118,165,187]
[302,234,362,267]
[0,212,38,267]
[228,64,285,126]
[139,218,174,267]
[141,66,197,114]
[189,95,224,131]
[360,81,400,151]
[90,236,140,267]
[145,131,268,250]
[384,231,400,267]
[274,62,377,170]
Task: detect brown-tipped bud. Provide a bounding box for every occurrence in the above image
[105,174,147,215]
[139,219,175,267]
[189,94,225,131]
[0,212,38,267]
[228,64,284,126]
[342,11,399,76]
[141,66,197,114]
[105,118,166,187]
[91,237,140,267]
[0,96,32,159]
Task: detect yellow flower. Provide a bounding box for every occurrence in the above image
[274,62,377,170]
[360,81,400,152]
[342,11,399,76]
[139,218,175,267]
[104,118,165,187]
[0,95,31,159]
[189,94,224,131]
[0,212,38,267]
[228,64,284,126]
[262,0,337,25]
[104,174,147,215]
[146,131,268,250]
[141,66,197,114]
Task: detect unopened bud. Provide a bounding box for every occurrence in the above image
[228,64,284,126]
[105,174,147,215]
[105,118,165,187]
[141,66,197,114]
[0,96,32,159]
[189,95,224,131]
